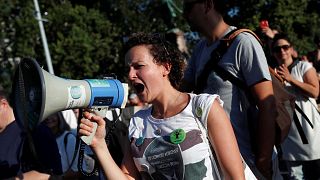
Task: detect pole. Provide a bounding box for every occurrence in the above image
[33,0,54,74]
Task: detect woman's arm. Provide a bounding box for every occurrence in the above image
[6,171,50,180]
[79,112,139,180]
[120,146,141,179]
[278,64,319,98]
[207,99,245,180]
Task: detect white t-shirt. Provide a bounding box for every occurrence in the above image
[128,93,222,180]
[281,61,320,161]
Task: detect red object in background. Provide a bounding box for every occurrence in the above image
[260,20,269,29]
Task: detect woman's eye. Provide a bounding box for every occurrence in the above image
[135,64,144,69]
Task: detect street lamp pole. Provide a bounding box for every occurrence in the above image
[33,0,54,74]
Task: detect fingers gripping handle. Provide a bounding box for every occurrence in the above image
[80,121,98,145]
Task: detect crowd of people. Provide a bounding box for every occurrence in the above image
[1,0,320,179]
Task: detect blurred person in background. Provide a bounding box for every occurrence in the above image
[62,109,79,133]
[181,0,280,179]
[272,33,320,180]
[0,89,51,179]
[308,34,320,70]
[165,28,191,59]
[128,93,145,107]
[44,112,82,179]
[121,93,149,127]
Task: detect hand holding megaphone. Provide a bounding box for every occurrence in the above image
[79,111,106,147]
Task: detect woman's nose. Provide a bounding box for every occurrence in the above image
[128,68,136,81]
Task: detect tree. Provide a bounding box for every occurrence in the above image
[229,0,320,55]
[45,1,123,80]
[0,0,39,93]
[1,0,319,93]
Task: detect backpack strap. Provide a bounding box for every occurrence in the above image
[194,28,260,94]
[63,132,77,172]
[221,28,262,46]
[104,109,122,145]
[191,95,223,180]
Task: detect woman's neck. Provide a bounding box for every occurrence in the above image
[284,57,294,67]
[151,89,188,119]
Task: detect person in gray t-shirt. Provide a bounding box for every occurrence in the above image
[181,0,279,179]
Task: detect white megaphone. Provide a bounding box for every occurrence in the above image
[12,58,128,145]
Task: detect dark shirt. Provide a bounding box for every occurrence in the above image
[21,123,62,175]
[0,121,24,179]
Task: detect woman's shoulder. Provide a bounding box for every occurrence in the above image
[190,93,221,100]
[297,60,312,67]
[296,60,314,73]
[189,93,223,107]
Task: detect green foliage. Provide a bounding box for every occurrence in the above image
[0,0,40,93]
[0,0,319,93]
[231,0,320,55]
[46,2,122,80]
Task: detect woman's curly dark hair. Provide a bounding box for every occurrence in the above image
[124,32,186,89]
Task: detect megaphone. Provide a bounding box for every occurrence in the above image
[12,58,128,135]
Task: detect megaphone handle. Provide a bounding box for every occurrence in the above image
[80,122,98,145]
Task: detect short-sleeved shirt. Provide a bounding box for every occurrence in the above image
[281,61,320,161]
[184,26,271,164]
[0,121,24,179]
[128,93,222,180]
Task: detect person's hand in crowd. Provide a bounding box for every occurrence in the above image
[276,64,294,83]
[261,27,277,39]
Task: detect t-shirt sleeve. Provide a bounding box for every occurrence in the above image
[300,61,313,75]
[236,33,271,87]
[194,94,224,129]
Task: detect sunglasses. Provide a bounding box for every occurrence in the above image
[272,44,291,53]
[183,0,205,15]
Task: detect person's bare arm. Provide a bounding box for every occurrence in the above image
[5,171,50,180]
[250,80,277,179]
[120,147,141,179]
[207,99,245,180]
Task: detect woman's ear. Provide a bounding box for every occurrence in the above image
[162,63,172,77]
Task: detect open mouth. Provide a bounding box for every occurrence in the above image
[133,83,145,94]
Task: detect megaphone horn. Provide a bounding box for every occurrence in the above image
[12,58,128,132]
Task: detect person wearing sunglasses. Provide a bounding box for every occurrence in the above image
[78,32,245,179]
[272,33,320,180]
[180,0,281,179]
